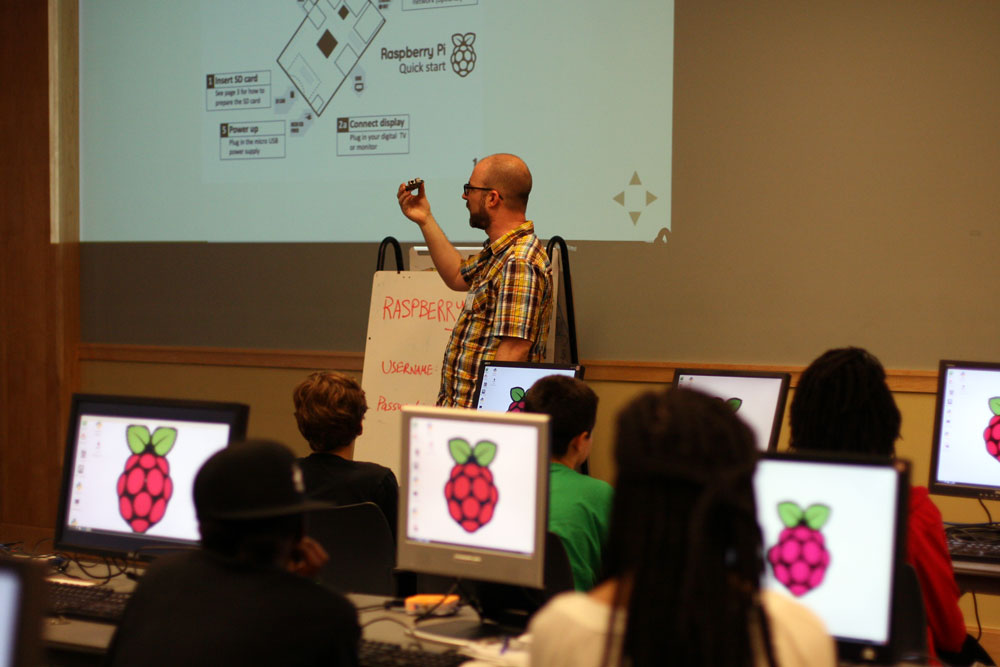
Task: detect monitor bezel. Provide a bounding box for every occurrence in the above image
[470,361,584,411]
[0,558,45,667]
[54,393,249,560]
[757,451,909,664]
[397,406,550,590]
[671,368,791,451]
[928,359,1000,500]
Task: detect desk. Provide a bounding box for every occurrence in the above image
[44,587,491,665]
[346,593,485,646]
[45,617,116,665]
[952,558,1000,597]
[43,568,136,666]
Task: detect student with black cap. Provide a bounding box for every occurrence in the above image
[107,440,360,667]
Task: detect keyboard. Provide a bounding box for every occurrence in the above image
[946,525,1000,563]
[47,580,131,622]
[359,639,469,667]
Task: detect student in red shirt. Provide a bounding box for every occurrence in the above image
[789,347,976,663]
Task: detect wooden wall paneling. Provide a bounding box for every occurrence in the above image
[50,0,81,514]
[78,344,939,393]
[0,0,79,541]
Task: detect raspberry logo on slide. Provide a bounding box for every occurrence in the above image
[444,438,498,533]
[507,387,526,413]
[450,33,476,78]
[767,501,831,596]
[116,425,176,533]
[983,397,1000,461]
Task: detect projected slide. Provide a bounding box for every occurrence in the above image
[79,1,675,242]
[276,0,386,119]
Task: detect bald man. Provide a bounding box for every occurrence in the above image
[397,154,552,407]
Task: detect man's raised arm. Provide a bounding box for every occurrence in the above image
[397,181,468,291]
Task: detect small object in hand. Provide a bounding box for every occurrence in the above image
[406,178,424,192]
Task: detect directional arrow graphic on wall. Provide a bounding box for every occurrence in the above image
[613,171,658,225]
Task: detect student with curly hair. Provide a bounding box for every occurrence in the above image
[293,371,398,540]
[790,347,971,663]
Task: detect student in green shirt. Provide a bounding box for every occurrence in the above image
[524,375,614,591]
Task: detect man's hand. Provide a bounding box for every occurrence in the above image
[494,337,532,362]
[287,535,328,579]
[396,179,468,290]
[397,181,432,226]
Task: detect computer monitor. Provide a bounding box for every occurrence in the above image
[397,406,550,640]
[754,452,908,664]
[471,361,583,412]
[398,406,549,587]
[672,368,790,450]
[0,559,44,667]
[54,394,249,560]
[928,360,1000,500]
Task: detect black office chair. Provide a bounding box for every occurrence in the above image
[305,502,396,596]
[891,563,996,666]
[541,531,575,600]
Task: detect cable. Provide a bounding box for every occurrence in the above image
[359,616,436,652]
[414,580,463,624]
[978,498,994,525]
[31,537,54,553]
[69,555,128,584]
[361,615,414,632]
[944,524,1000,546]
[973,591,983,641]
[0,541,25,556]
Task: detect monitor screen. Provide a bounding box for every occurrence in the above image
[397,406,550,590]
[472,362,583,413]
[0,567,23,667]
[928,360,1000,499]
[754,453,908,664]
[672,369,790,450]
[0,559,43,667]
[54,394,249,559]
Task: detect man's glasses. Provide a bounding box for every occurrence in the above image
[463,183,503,200]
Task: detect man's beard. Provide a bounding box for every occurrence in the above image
[468,207,488,230]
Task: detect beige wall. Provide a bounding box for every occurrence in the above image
[80,359,1000,629]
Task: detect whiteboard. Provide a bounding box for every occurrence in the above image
[354,271,465,476]
[355,263,563,477]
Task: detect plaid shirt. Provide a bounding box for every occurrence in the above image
[438,221,552,407]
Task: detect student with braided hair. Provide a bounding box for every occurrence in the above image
[790,347,973,663]
[529,388,834,667]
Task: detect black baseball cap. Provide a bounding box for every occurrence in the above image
[194,439,332,520]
